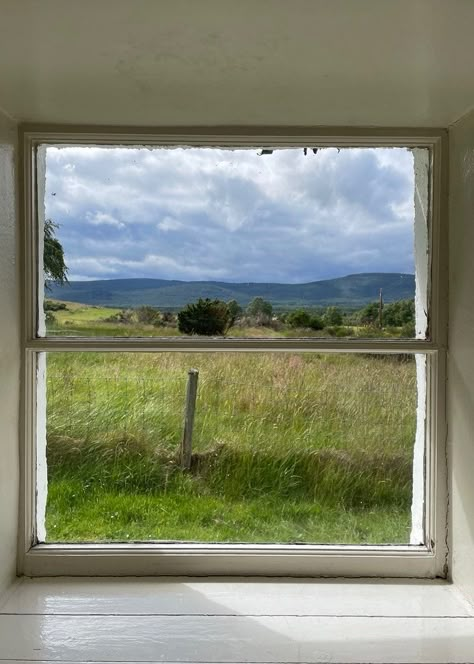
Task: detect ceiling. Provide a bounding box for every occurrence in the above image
[0,0,474,128]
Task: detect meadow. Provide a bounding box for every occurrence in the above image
[45,304,418,544]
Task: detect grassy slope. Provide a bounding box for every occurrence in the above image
[46,327,417,544]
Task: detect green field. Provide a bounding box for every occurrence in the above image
[45,304,417,544]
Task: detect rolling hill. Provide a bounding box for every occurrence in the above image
[46,273,415,310]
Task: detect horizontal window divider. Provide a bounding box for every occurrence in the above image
[24,543,437,578]
[27,338,438,353]
[21,126,445,150]
[32,542,432,555]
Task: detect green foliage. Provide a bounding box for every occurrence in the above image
[358,299,415,329]
[226,299,243,326]
[359,301,380,326]
[309,315,324,330]
[383,299,415,327]
[135,305,161,326]
[326,326,355,337]
[400,322,416,338]
[44,300,67,312]
[246,297,273,324]
[178,298,231,335]
[324,306,343,326]
[284,309,324,331]
[44,219,68,286]
[286,309,311,328]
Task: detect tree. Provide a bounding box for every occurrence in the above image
[359,301,379,326]
[178,298,231,335]
[383,299,415,327]
[286,309,312,328]
[246,297,273,319]
[44,219,68,286]
[323,306,343,327]
[227,299,243,326]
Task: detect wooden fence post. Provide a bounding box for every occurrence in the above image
[181,369,199,469]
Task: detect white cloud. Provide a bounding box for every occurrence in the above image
[85,211,125,228]
[45,146,417,282]
[157,216,183,232]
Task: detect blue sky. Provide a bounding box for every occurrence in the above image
[45,146,415,283]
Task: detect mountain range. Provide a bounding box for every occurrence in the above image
[46,273,415,311]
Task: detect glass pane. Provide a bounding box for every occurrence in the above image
[42,352,422,544]
[39,146,428,339]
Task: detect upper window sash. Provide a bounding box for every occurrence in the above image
[20,128,446,351]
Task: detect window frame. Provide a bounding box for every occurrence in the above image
[18,126,448,578]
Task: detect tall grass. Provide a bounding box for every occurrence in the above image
[46,352,417,544]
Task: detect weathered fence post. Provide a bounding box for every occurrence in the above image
[181,369,199,469]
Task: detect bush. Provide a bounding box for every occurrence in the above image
[326,326,354,337]
[161,311,176,326]
[104,309,134,324]
[286,309,311,328]
[383,299,415,327]
[246,297,273,325]
[135,305,161,326]
[324,306,343,326]
[227,299,243,326]
[359,301,379,326]
[44,300,67,312]
[309,315,324,330]
[400,322,416,338]
[178,298,231,335]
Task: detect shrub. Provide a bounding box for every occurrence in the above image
[359,301,379,326]
[160,311,176,326]
[178,298,231,335]
[400,322,416,338]
[324,306,343,326]
[44,300,67,312]
[227,299,243,326]
[326,326,354,337]
[384,300,415,327]
[309,315,324,330]
[246,296,272,317]
[104,309,134,324]
[286,309,312,328]
[136,305,161,326]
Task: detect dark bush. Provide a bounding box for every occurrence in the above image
[44,300,67,312]
[178,298,231,335]
[309,315,324,330]
[286,309,311,328]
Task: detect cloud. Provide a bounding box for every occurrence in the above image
[45,146,417,283]
[157,216,184,232]
[85,211,125,228]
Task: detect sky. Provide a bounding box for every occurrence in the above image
[44,146,416,284]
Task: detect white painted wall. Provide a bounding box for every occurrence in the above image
[449,109,474,603]
[0,108,19,596]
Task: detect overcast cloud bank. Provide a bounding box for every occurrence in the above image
[45,146,416,283]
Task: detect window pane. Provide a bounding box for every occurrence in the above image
[42,352,422,544]
[40,146,428,339]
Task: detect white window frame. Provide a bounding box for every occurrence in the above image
[18,126,448,578]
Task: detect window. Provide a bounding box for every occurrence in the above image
[19,128,448,577]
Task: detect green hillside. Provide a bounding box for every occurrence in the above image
[47,272,415,310]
